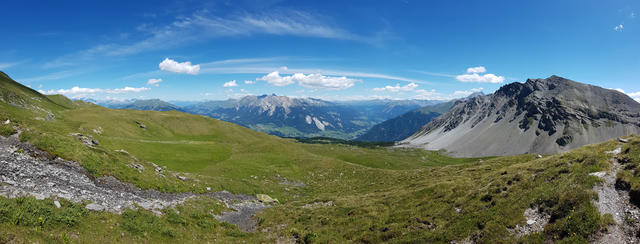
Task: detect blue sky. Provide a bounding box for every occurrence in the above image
[1,0,638,102]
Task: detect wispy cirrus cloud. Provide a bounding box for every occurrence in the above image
[0,62,21,69]
[44,10,372,68]
[17,69,87,83]
[147,78,163,86]
[199,60,428,84]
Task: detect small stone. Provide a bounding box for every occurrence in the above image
[135,121,147,129]
[206,187,211,191]
[256,194,278,203]
[536,154,543,159]
[3,120,9,125]
[526,219,535,225]
[86,203,105,211]
[54,200,61,208]
[128,163,144,172]
[151,163,163,173]
[607,147,622,155]
[176,175,188,181]
[589,171,606,178]
[618,137,629,143]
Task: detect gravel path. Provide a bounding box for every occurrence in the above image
[0,132,269,231]
[592,146,640,243]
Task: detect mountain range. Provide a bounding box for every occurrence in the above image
[96,99,184,112]
[400,75,640,156]
[93,95,442,139]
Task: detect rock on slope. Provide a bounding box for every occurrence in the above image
[400,76,640,157]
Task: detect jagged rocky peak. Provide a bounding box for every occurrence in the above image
[401,76,640,157]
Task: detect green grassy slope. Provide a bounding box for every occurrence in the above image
[0,71,633,243]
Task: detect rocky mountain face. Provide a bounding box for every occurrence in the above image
[183,95,437,139]
[400,76,640,157]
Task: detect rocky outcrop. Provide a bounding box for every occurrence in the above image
[69,133,99,147]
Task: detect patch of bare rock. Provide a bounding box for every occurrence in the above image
[507,207,550,238]
[590,144,640,243]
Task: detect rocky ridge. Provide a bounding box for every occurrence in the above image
[401,76,640,157]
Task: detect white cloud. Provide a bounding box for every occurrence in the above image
[372,83,418,92]
[614,24,624,32]
[244,80,255,84]
[258,71,296,86]
[223,80,238,87]
[113,87,149,93]
[456,66,504,83]
[39,86,149,95]
[159,58,200,75]
[147,78,162,86]
[257,71,360,90]
[466,66,487,73]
